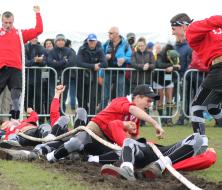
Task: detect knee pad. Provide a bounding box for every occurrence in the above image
[123,138,137,149]
[64,131,91,152]
[123,138,145,156]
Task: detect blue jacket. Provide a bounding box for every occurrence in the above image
[77,40,107,69]
[175,41,192,77]
[103,36,132,67]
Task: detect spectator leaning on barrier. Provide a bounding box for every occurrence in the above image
[0,6,43,119]
[102,27,132,108]
[170,13,193,125]
[186,15,222,153]
[131,37,155,90]
[77,33,107,115]
[153,44,180,126]
[47,34,75,113]
[25,37,46,123]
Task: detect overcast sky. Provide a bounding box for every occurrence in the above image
[1,0,221,42]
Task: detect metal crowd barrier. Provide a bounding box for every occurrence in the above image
[61,67,180,121]
[0,67,57,123]
[25,67,58,119]
[182,69,207,118]
[0,67,181,125]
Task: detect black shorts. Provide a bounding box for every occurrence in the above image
[202,64,222,92]
[0,67,22,90]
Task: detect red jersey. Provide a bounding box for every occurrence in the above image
[189,51,209,72]
[91,96,140,143]
[3,111,38,140]
[186,15,222,70]
[0,13,43,70]
[3,97,61,140]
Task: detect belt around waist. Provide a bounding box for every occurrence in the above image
[212,56,222,65]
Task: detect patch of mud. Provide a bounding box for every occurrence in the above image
[35,159,222,190]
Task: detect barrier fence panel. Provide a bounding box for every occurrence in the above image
[182,69,207,118]
[0,66,181,124]
[25,67,57,121]
[61,67,180,124]
[150,69,180,126]
[0,67,57,122]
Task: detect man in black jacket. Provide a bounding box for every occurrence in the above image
[47,34,75,113]
[77,34,107,115]
[25,37,46,121]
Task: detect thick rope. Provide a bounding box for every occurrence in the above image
[18,126,121,150]
[18,126,201,189]
[18,29,25,120]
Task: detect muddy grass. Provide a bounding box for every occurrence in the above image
[35,159,222,190]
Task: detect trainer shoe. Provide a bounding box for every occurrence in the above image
[101,164,136,181]
[196,135,208,155]
[46,151,57,163]
[140,162,162,180]
[0,148,37,161]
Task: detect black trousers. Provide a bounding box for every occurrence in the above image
[191,64,222,134]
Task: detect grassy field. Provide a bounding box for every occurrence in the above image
[0,125,221,189]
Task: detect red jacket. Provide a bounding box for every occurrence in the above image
[0,13,43,70]
[186,15,222,71]
[50,98,61,126]
[4,111,38,140]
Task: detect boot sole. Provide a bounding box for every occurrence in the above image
[0,149,13,160]
[101,165,136,181]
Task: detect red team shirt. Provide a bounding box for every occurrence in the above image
[186,15,222,70]
[91,96,140,146]
[3,98,61,140]
[0,13,43,70]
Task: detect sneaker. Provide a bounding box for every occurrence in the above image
[161,118,167,127]
[140,162,162,180]
[101,164,136,181]
[165,118,173,127]
[46,151,57,163]
[175,117,184,125]
[0,148,37,161]
[74,108,88,128]
[196,135,208,155]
